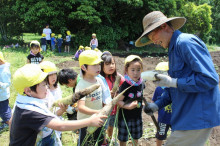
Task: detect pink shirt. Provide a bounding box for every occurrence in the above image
[105,73,125,115]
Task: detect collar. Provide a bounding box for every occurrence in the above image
[124,74,142,86]
[168,30,182,53]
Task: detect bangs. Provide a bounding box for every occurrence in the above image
[102,54,113,63]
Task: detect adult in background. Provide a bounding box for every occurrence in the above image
[43,24,52,49]
[135,11,220,146]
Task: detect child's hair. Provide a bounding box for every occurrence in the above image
[124,57,143,74]
[81,65,88,75]
[100,54,117,79]
[58,69,78,85]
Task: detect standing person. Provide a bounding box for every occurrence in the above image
[0,52,11,133]
[136,11,220,146]
[51,33,56,51]
[152,62,171,146]
[27,40,44,64]
[57,34,63,53]
[38,61,66,145]
[43,24,52,50]
[65,31,71,53]
[76,50,111,146]
[100,51,125,139]
[9,64,107,146]
[117,55,144,146]
[41,33,47,52]
[90,33,98,50]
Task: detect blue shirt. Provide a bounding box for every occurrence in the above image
[57,38,63,46]
[152,87,171,124]
[51,37,56,45]
[40,37,46,45]
[155,30,220,131]
[0,63,11,101]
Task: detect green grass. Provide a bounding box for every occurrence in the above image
[22,33,42,43]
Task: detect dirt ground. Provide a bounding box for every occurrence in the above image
[57,51,220,146]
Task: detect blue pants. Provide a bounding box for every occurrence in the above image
[0,99,11,123]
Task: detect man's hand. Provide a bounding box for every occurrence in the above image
[154,74,177,88]
[89,114,107,127]
[143,103,159,116]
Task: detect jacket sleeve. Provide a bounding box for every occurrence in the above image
[177,36,219,92]
[0,67,11,89]
[154,88,172,109]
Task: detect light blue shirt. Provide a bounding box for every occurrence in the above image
[155,30,220,130]
[0,63,11,101]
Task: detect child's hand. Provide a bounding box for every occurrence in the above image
[89,114,107,127]
[110,90,116,98]
[58,103,68,112]
[127,100,138,110]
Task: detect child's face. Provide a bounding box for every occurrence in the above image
[31,81,48,99]
[31,46,40,55]
[103,58,116,75]
[85,64,101,77]
[48,73,57,86]
[126,61,142,82]
[65,78,77,88]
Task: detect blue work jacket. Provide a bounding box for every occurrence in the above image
[155,30,220,130]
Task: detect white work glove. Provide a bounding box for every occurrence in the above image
[143,103,159,116]
[154,74,177,88]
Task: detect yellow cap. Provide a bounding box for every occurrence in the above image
[78,45,84,50]
[30,40,42,52]
[67,31,71,35]
[125,55,142,65]
[155,62,169,71]
[40,61,58,74]
[84,46,91,50]
[58,34,62,38]
[94,48,99,51]
[92,33,96,37]
[79,50,103,67]
[0,52,6,63]
[42,33,46,37]
[13,64,48,95]
[51,33,55,37]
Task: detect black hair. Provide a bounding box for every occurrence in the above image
[46,24,49,26]
[100,54,117,81]
[124,58,143,74]
[30,84,37,93]
[58,69,78,85]
[81,64,88,75]
[47,73,58,88]
[30,43,40,48]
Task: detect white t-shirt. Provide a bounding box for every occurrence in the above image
[43,28,52,40]
[76,77,103,120]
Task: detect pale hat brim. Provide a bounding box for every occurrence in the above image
[135,17,186,47]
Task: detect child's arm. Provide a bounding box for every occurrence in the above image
[47,114,107,131]
[78,100,100,115]
[117,95,138,110]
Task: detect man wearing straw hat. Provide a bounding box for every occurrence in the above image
[136,11,220,146]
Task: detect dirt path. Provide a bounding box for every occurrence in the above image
[56,51,220,145]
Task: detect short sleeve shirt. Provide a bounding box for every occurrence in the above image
[118,81,143,119]
[76,77,103,120]
[27,53,44,64]
[10,106,54,146]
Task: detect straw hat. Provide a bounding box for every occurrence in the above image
[135,11,186,47]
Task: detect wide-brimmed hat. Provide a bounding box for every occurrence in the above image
[135,11,186,47]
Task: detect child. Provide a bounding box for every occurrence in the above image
[41,33,47,52]
[76,50,111,146]
[90,33,98,50]
[57,34,63,53]
[10,64,107,146]
[27,40,44,64]
[100,51,125,139]
[117,55,144,146]
[51,33,56,51]
[74,45,84,61]
[38,61,66,145]
[65,31,71,53]
[152,62,171,146]
[0,52,11,132]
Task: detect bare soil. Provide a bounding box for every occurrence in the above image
[57,51,220,146]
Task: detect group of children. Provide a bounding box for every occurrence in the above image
[41,30,71,53]
[0,39,171,146]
